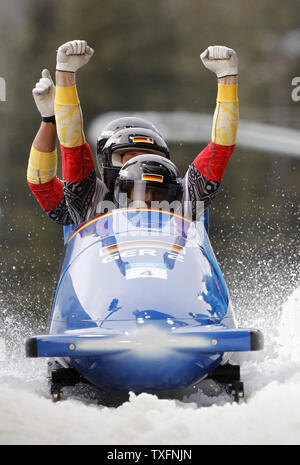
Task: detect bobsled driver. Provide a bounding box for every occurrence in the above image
[27,40,239,224]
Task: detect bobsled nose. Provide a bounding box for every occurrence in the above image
[26,326,263,392]
[26,326,263,358]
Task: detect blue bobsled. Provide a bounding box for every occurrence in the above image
[26,208,263,402]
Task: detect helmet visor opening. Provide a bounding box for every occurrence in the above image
[118,180,182,209]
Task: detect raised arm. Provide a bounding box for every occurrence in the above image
[54,40,98,224]
[27,70,72,224]
[185,46,239,217]
[201,45,238,166]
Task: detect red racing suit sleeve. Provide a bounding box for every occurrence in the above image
[184,83,239,218]
[27,84,97,225]
[54,84,97,224]
[27,145,76,225]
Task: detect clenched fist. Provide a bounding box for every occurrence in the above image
[56,40,94,73]
[200,46,238,78]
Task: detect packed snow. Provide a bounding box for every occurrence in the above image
[0,284,299,445]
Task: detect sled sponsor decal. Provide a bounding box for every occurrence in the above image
[99,240,184,257]
[100,246,184,264]
[125,262,167,280]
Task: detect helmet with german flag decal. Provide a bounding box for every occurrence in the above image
[96,116,163,157]
[103,127,169,166]
[100,127,170,196]
[114,153,182,209]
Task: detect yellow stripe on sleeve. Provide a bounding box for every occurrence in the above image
[55,85,79,106]
[211,84,239,146]
[27,145,57,185]
[217,83,238,103]
[55,85,85,148]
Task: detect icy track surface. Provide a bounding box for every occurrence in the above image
[0,286,300,445]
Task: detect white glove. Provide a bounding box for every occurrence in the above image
[56,40,94,72]
[200,46,238,78]
[32,69,55,117]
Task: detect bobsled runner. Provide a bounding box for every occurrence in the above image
[26,208,263,403]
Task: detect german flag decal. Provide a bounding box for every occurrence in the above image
[129,136,154,144]
[142,174,164,182]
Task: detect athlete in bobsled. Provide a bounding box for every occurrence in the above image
[26,42,254,403]
[27,40,239,227]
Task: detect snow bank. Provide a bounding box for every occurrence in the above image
[1,285,300,445]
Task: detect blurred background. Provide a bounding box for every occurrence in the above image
[0,0,299,334]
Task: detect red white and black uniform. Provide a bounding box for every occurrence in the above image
[27,83,238,225]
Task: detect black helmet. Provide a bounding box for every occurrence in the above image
[100,127,170,195]
[114,154,183,209]
[96,116,163,157]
